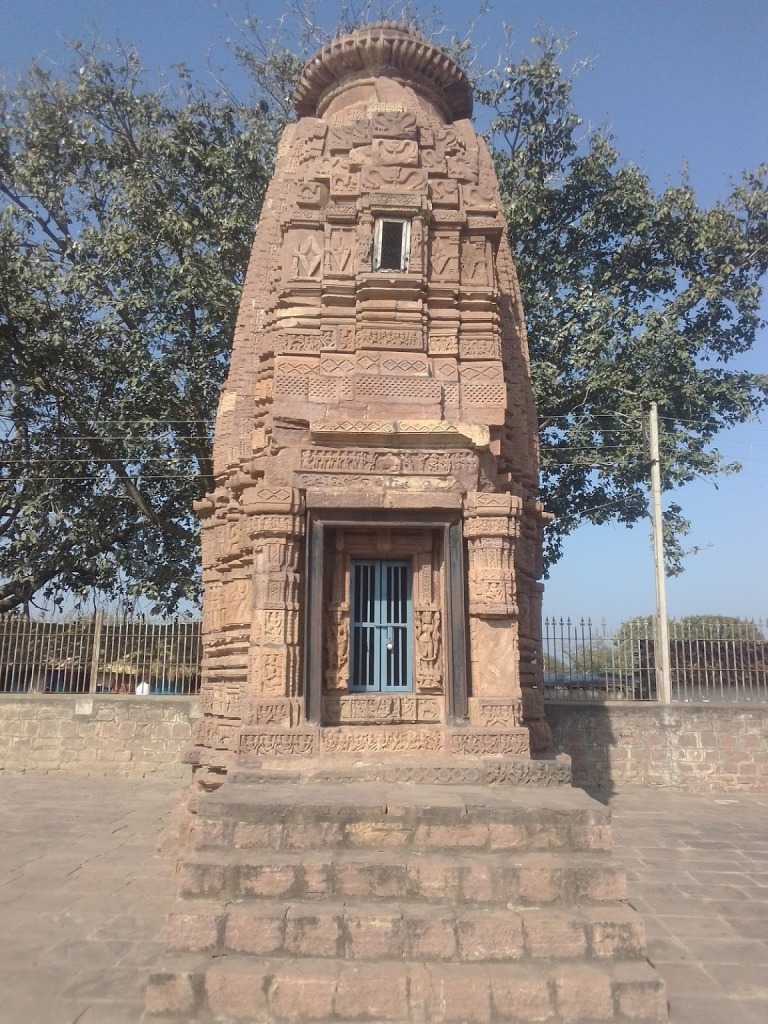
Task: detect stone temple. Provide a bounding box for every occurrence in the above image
[145,23,668,1023]
[187,20,553,773]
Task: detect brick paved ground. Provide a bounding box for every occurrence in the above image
[607,788,768,1024]
[0,778,180,1024]
[0,777,765,1023]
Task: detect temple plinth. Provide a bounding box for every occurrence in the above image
[187,20,554,779]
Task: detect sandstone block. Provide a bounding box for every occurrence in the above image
[613,962,669,1020]
[457,910,525,961]
[284,821,344,849]
[487,822,528,850]
[430,964,492,1023]
[144,972,197,1016]
[413,823,489,849]
[237,862,298,898]
[285,908,341,957]
[583,907,647,959]
[567,861,627,902]
[523,912,587,958]
[163,906,222,953]
[225,904,285,954]
[334,964,409,1020]
[517,861,561,903]
[335,861,378,897]
[574,824,613,850]
[301,861,334,895]
[489,967,554,1022]
[459,862,497,903]
[176,860,226,898]
[346,910,404,959]
[233,821,284,849]
[206,964,269,1018]
[268,964,337,1021]
[405,912,457,960]
[407,859,461,901]
[554,964,613,1022]
[193,817,230,849]
[345,820,411,847]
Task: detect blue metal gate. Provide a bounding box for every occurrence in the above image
[350,560,413,692]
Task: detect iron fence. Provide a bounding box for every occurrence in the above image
[3,611,766,703]
[0,612,201,695]
[543,617,768,703]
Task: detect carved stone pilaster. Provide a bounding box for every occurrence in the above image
[463,491,522,618]
[463,491,523,703]
[247,490,305,711]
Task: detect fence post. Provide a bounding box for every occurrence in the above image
[648,402,672,704]
[88,610,104,693]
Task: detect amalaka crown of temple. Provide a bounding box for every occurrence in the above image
[188,20,555,780]
[293,21,474,120]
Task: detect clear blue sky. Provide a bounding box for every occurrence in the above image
[2,0,766,626]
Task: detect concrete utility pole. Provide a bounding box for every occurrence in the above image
[648,402,672,704]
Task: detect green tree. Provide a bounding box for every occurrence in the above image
[482,40,768,571]
[0,46,272,612]
[616,615,765,644]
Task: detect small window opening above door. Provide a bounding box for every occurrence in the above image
[373,218,410,272]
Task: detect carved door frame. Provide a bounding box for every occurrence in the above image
[305,509,467,725]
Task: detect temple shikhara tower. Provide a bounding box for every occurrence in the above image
[188,21,554,775]
[146,24,668,1024]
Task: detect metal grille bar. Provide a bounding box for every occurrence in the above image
[0,615,201,695]
[543,616,768,703]
[350,560,412,692]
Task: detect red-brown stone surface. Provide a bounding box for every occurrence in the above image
[185,21,553,775]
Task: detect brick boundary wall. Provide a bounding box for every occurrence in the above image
[546,701,768,793]
[1,697,766,790]
[0,696,199,779]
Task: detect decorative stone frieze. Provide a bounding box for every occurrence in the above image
[321,727,445,755]
[322,694,442,725]
[448,728,531,758]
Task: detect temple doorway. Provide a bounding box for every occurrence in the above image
[307,511,467,728]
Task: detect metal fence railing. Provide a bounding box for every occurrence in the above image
[0,612,201,695]
[3,611,766,704]
[543,617,768,703]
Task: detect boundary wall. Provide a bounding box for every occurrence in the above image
[0,696,766,791]
[0,696,198,779]
[546,701,768,793]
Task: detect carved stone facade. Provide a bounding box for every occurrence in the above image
[186,21,552,774]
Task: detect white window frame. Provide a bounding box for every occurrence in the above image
[373,217,411,272]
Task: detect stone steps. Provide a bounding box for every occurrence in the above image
[163,898,648,962]
[146,954,667,1023]
[144,780,668,1023]
[192,780,611,854]
[177,848,628,905]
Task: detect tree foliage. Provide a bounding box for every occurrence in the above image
[0,46,272,612]
[1,11,767,612]
[616,615,766,643]
[481,40,768,569]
